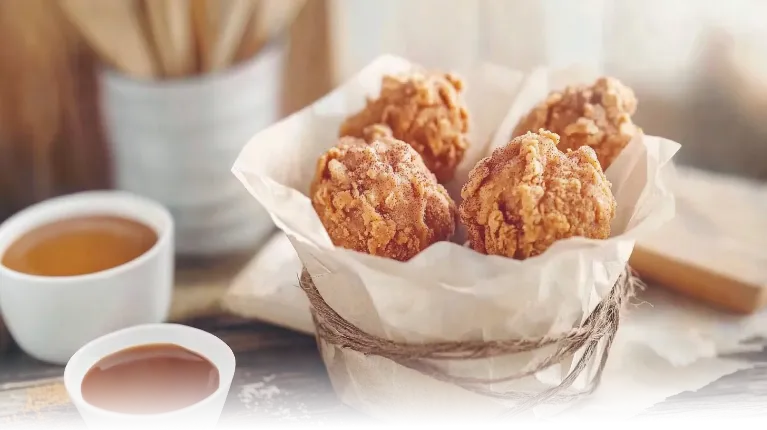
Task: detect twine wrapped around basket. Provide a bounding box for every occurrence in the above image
[299,266,640,416]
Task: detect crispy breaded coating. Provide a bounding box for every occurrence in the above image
[459,130,616,260]
[512,77,638,170]
[310,135,457,261]
[339,71,470,183]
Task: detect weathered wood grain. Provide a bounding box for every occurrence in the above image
[642,352,767,419]
[0,317,767,430]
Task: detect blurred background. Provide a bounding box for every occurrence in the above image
[0,0,765,255]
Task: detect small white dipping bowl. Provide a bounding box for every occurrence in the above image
[0,191,174,364]
[65,323,235,430]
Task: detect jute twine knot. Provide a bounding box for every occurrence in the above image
[299,266,640,417]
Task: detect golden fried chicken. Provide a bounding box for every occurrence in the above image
[310,135,457,261]
[339,71,470,183]
[512,77,638,170]
[459,130,616,260]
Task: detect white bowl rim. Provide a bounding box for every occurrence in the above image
[0,190,173,284]
[64,323,236,420]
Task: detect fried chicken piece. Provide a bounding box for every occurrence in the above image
[339,71,470,183]
[310,135,457,261]
[459,130,616,260]
[512,77,638,170]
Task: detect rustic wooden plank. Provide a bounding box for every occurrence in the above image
[2,317,767,425]
[631,166,767,314]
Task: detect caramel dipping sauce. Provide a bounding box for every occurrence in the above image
[81,343,220,415]
[1,215,157,277]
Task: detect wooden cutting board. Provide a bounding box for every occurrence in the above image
[631,166,767,314]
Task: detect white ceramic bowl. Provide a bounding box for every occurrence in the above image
[0,191,174,365]
[65,323,235,430]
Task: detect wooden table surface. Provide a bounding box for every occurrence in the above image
[1,315,766,427]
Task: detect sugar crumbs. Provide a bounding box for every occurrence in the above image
[3,382,70,424]
[238,375,324,427]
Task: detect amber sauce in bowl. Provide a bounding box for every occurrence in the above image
[1,215,157,277]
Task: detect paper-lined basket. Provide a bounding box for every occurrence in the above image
[231,56,680,420]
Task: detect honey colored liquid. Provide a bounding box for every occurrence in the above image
[1,215,158,277]
[81,343,219,414]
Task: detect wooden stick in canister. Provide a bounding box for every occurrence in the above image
[59,0,158,79]
[164,0,195,76]
[209,0,259,71]
[190,0,218,73]
[234,0,307,64]
[143,0,175,77]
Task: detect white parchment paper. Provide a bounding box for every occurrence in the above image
[229,56,681,420]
